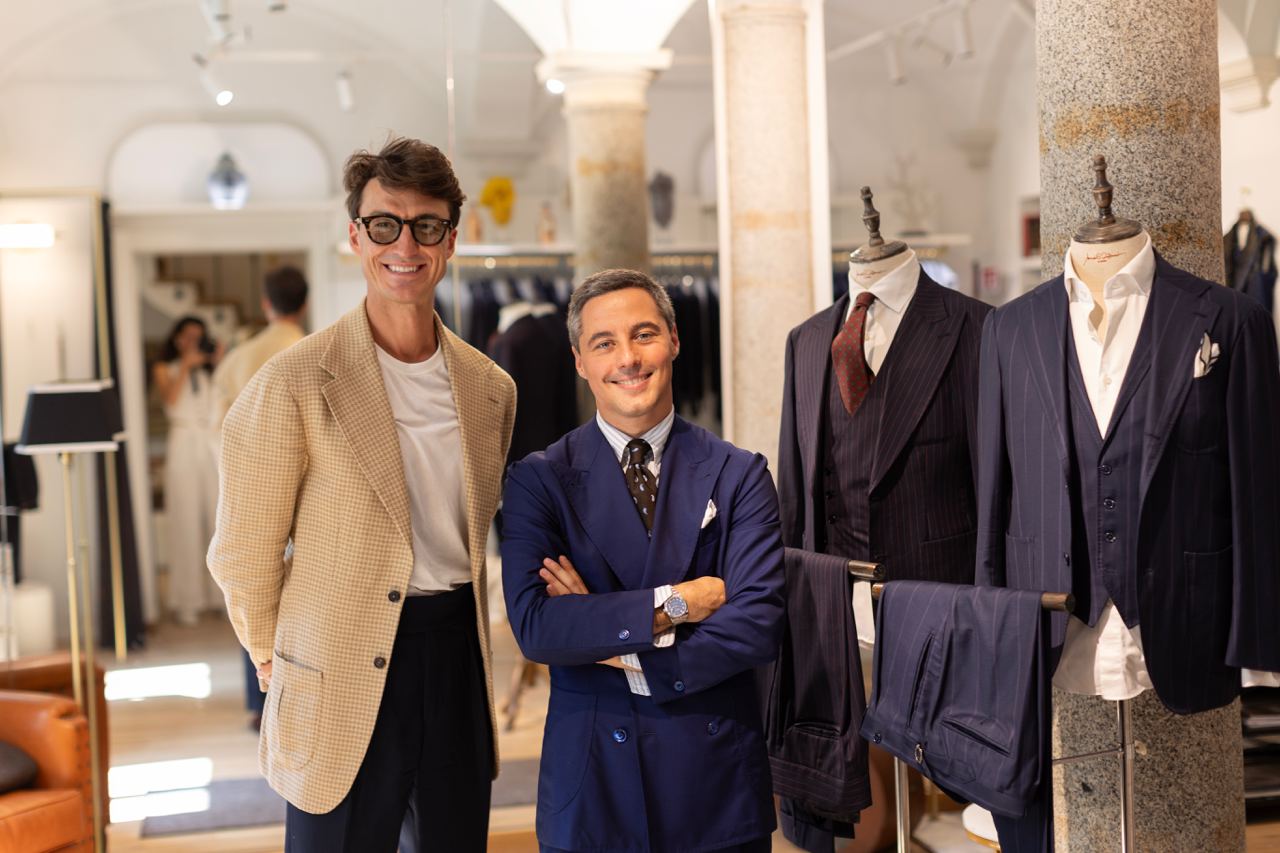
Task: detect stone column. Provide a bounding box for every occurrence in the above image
[1037,2,1243,850]
[713,0,824,463]
[540,54,670,282]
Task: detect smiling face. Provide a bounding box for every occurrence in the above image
[348,177,456,311]
[573,286,680,436]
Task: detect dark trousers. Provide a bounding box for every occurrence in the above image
[243,651,265,715]
[285,584,493,853]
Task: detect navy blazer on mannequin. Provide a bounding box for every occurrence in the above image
[777,273,990,581]
[975,254,1280,714]
[501,417,785,852]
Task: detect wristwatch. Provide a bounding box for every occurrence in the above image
[657,585,690,625]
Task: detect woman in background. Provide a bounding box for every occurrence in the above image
[153,316,223,627]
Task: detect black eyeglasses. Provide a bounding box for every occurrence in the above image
[353,213,454,246]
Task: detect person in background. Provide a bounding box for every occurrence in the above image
[153,315,223,627]
[211,265,309,731]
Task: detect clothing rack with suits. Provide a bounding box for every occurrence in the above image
[651,256,722,428]
[1224,209,1276,315]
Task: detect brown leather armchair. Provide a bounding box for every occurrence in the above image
[0,690,92,853]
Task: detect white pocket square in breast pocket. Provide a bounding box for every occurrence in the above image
[1193,332,1220,379]
[701,499,717,529]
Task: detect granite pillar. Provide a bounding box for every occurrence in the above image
[713,0,820,462]
[1038,1,1243,849]
[551,64,665,282]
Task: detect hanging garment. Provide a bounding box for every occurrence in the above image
[1224,217,1277,313]
[488,303,578,464]
[162,362,222,624]
[761,548,871,839]
[860,581,1054,852]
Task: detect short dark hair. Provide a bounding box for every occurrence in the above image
[567,269,677,350]
[263,265,308,316]
[343,136,466,224]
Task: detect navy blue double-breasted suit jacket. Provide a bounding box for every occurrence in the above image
[501,416,785,852]
[976,254,1280,714]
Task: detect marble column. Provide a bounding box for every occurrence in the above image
[1037,1,1243,850]
[541,56,669,282]
[713,0,822,463]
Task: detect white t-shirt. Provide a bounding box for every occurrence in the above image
[375,343,472,595]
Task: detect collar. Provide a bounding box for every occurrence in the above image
[847,250,920,316]
[596,407,676,466]
[1063,233,1155,302]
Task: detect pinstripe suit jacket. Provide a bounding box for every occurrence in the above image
[208,302,515,813]
[976,255,1280,713]
[778,273,991,581]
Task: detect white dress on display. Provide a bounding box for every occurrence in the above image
[162,361,222,625]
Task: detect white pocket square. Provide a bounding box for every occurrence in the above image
[1193,333,1220,379]
[701,499,717,529]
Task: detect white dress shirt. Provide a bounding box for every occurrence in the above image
[845,251,921,648]
[595,408,677,696]
[1052,236,1280,697]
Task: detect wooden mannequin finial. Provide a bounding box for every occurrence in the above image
[851,186,907,263]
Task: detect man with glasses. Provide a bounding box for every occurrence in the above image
[209,136,515,852]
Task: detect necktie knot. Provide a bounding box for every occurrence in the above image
[625,438,651,468]
[854,291,876,311]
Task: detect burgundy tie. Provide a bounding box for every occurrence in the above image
[831,291,877,415]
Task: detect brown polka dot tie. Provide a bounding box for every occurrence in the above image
[831,291,877,415]
[624,438,657,534]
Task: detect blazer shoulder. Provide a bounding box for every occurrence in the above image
[936,285,993,322]
[258,322,337,385]
[788,299,844,341]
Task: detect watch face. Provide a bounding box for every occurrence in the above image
[666,594,689,620]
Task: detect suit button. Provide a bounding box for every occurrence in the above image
[1063,553,1070,565]
[873,732,883,744]
[388,590,401,603]
[707,721,720,735]
[1103,498,1116,510]
[612,728,629,744]
[1100,464,1113,476]
[373,656,386,669]
[1104,531,1117,543]
[674,681,685,692]
[618,629,631,641]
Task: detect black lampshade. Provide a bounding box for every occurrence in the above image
[15,380,123,455]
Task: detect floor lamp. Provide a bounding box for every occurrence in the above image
[16,378,122,853]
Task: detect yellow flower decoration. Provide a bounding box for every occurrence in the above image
[479,176,516,226]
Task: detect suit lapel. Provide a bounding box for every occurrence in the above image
[319,304,413,551]
[869,274,964,492]
[797,299,846,498]
[640,420,726,590]
[1139,257,1219,504]
[563,423,651,590]
[1025,280,1072,479]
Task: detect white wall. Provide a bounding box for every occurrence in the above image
[0,195,102,645]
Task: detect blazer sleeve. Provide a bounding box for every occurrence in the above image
[777,328,805,548]
[638,453,786,705]
[500,460,670,665]
[206,359,305,666]
[975,312,1010,588]
[1225,304,1280,671]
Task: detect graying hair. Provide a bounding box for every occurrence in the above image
[567,269,677,350]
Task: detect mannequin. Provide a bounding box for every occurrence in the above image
[770,186,992,853]
[975,154,1280,851]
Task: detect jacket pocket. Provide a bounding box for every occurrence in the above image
[538,691,596,815]
[268,652,323,771]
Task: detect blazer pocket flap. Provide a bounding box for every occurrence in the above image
[269,653,324,771]
[940,712,1014,756]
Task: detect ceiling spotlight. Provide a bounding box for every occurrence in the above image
[336,70,355,112]
[215,89,234,106]
[545,78,565,95]
[268,1,287,10]
[205,0,230,22]
[195,57,235,107]
[953,7,974,60]
[885,36,905,85]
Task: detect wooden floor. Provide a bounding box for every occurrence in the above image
[101,614,1280,852]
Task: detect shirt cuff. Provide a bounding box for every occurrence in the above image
[653,585,676,648]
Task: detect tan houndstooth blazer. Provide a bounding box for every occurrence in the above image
[208,301,515,814]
